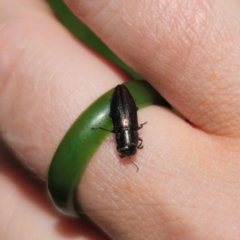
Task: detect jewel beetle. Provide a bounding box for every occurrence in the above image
[92,84,147,171]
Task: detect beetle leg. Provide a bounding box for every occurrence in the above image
[135,105,138,111]
[138,121,147,130]
[91,127,114,133]
[137,138,144,149]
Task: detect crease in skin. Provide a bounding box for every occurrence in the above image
[0,23,28,95]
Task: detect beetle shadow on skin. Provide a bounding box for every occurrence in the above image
[119,155,139,172]
[0,138,110,240]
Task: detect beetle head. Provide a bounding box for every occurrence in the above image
[117,143,136,156]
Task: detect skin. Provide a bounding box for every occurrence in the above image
[1,0,240,239]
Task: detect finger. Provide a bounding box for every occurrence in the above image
[65,0,240,137]
[0,0,127,179]
[79,107,240,239]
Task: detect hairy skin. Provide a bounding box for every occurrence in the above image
[1,0,240,239]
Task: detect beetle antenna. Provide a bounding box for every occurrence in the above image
[129,157,139,172]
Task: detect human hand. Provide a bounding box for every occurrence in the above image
[1,0,240,239]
